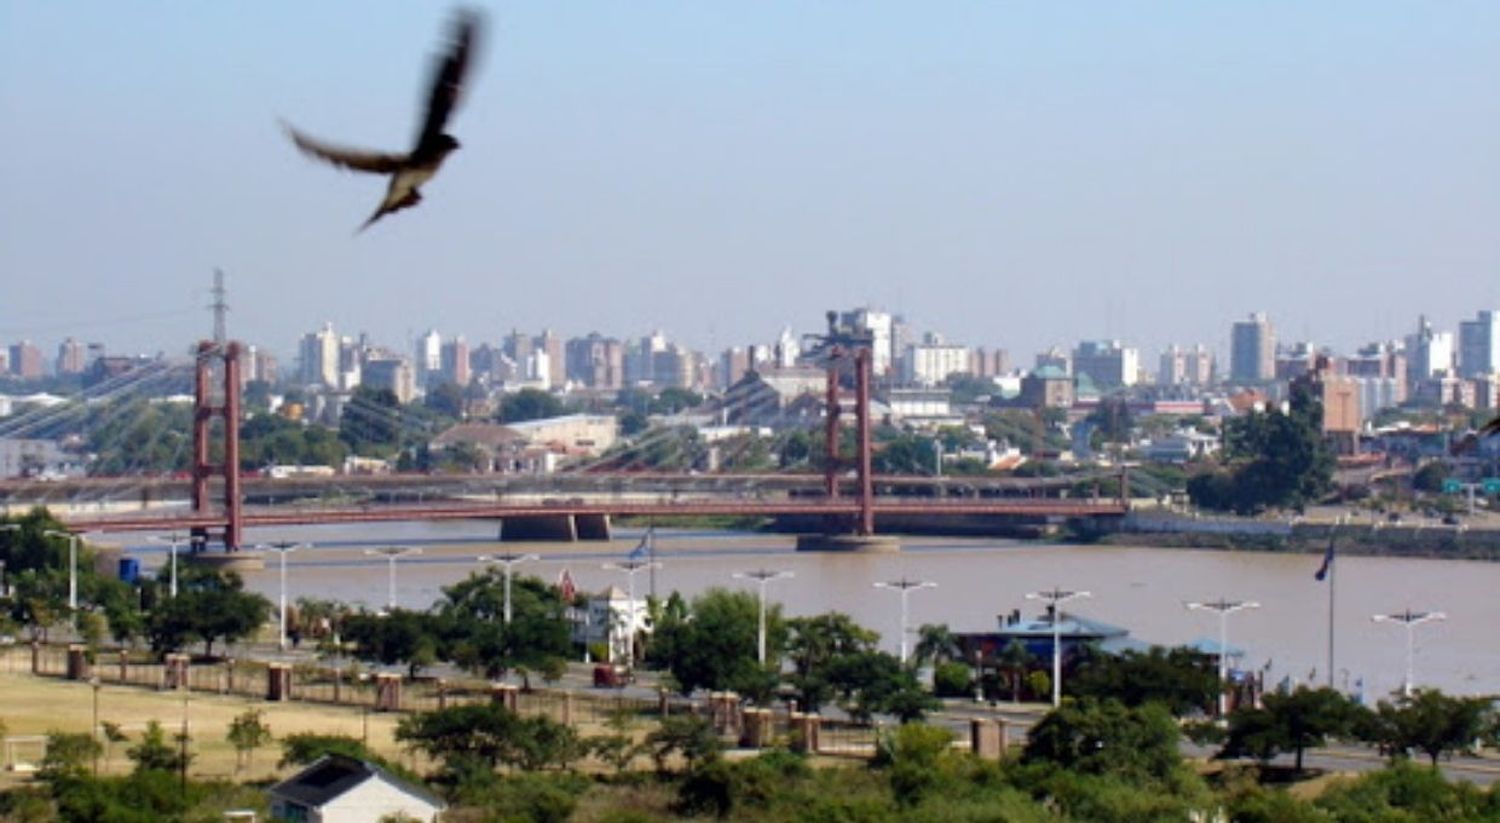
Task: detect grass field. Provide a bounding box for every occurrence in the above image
[0,669,416,787]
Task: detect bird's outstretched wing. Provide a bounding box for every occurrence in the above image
[414,8,482,155]
[283,123,408,174]
[1482,416,1500,438]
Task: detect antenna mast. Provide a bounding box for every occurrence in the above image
[211,269,229,346]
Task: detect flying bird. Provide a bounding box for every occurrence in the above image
[283,8,483,231]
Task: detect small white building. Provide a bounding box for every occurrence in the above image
[570,585,651,664]
[267,754,445,823]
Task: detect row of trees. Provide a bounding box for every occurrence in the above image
[0,509,271,654]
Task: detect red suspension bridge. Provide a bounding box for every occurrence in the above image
[9,338,1128,547]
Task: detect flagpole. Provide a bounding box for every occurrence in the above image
[647,524,657,601]
[1327,521,1339,689]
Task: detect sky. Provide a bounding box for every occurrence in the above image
[3,2,1498,367]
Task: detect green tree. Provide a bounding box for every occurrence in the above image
[396,703,582,774]
[145,568,270,656]
[436,572,572,682]
[1067,646,1218,716]
[38,731,102,783]
[826,650,939,723]
[1199,382,1334,514]
[278,733,382,769]
[341,609,441,677]
[646,588,778,701]
[423,381,466,419]
[912,623,960,668]
[783,613,879,713]
[226,709,273,773]
[127,721,188,775]
[644,715,723,775]
[1023,698,1182,782]
[1086,396,1134,446]
[996,639,1035,702]
[1362,689,1494,767]
[339,386,404,455]
[1219,686,1364,773]
[497,389,564,423]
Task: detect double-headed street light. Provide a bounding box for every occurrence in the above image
[602,559,660,666]
[147,532,189,598]
[873,578,937,665]
[42,529,81,627]
[365,546,421,611]
[1185,598,1261,717]
[478,552,539,625]
[1372,608,1447,697]
[1026,587,1092,707]
[733,569,793,665]
[261,541,308,650]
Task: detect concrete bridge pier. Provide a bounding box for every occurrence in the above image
[499,514,612,542]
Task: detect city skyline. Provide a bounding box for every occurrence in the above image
[3,4,1498,364]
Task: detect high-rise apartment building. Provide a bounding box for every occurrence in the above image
[8,341,43,379]
[904,334,971,387]
[1157,344,1213,386]
[363,357,417,404]
[414,329,442,388]
[55,338,86,375]
[1405,315,1454,382]
[971,347,1011,378]
[1034,347,1071,376]
[1458,310,1500,379]
[537,330,564,389]
[1230,313,1275,383]
[1072,340,1139,389]
[565,333,625,390]
[298,323,339,387]
[440,336,471,386]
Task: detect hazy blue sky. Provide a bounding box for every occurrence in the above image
[3,2,1497,366]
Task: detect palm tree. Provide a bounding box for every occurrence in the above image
[912,623,960,668]
[997,639,1034,703]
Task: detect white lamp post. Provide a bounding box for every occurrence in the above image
[873,578,937,665]
[261,542,307,650]
[733,569,793,665]
[478,552,539,625]
[42,529,80,627]
[148,532,188,598]
[602,559,659,666]
[1026,587,1091,707]
[1371,608,1446,697]
[1185,598,1261,717]
[365,546,421,611]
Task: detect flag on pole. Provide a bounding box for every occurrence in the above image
[557,568,576,603]
[628,527,653,561]
[1314,532,1336,581]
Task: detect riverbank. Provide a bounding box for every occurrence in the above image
[1100,513,1500,562]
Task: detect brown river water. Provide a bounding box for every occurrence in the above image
[120,522,1500,701]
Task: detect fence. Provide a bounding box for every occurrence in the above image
[3,644,1012,761]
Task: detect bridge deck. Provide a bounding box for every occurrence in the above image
[61,498,1127,533]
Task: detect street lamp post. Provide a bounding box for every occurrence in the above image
[147,532,188,598]
[1026,587,1092,707]
[1371,609,1447,697]
[873,578,937,665]
[602,559,660,667]
[261,542,307,650]
[1185,598,1261,717]
[42,529,80,627]
[364,546,421,611]
[733,569,793,665]
[478,553,540,625]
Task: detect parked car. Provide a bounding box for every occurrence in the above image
[593,664,633,688]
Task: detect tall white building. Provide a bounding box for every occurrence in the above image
[298,322,339,388]
[415,329,443,387]
[1458,310,1500,379]
[1230,313,1275,382]
[1405,315,1454,381]
[1072,340,1139,389]
[903,334,971,387]
[1157,344,1213,386]
[839,308,895,376]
